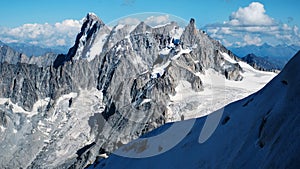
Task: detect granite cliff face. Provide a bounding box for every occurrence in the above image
[0,13,243,168]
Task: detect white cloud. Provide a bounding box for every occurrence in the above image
[0,19,82,47]
[117,17,140,26]
[203,2,300,47]
[220,27,232,34]
[243,34,262,46]
[55,19,82,33]
[282,24,292,31]
[144,15,170,26]
[114,15,171,27]
[229,2,274,26]
[56,39,66,46]
[207,27,219,34]
[222,39,233,47]
[275,34,292,41]
[294,26,299,36]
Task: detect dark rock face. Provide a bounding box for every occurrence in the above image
[190,18,195,24]
[242,53,281,72]
[0,109,7,127]
[0,14,243,169]
[224,63,243,81]
[180,21,243,80]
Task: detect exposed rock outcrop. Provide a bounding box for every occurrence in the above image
[0,13,243,169]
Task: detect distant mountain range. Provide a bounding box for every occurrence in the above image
[0,40,58,66]
[0,40,67,56]
[241,53,281,72]
[229,43,300,70]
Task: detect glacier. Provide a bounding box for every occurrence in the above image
[90,52,300,169]
[0,13,279,168]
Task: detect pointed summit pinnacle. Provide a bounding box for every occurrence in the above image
[190,18,195,25]
[85,12,103,24]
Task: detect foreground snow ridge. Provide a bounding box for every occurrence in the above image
[91,51,300,169]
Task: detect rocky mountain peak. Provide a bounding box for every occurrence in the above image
[131,21,153,34]
[81,12,105,33]
[180,18,199,47]
[65,13,110,61]
[152,21,179,35]
[189,18,195,25]
[86,12,101,22]
[187,18,197,31]
[0,14,248,169]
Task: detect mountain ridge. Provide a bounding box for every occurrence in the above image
[91,50,300,169]
[0,40,57,67]
[229,43,300,69]
[241,53,281,72]
[5,42,66,56]
[0,13,276,169]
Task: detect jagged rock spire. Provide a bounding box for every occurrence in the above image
[190,18,195,25]
[180,18,199,48]
[65,13,109,61]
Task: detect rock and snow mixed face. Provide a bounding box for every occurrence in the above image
[70,14,111,61]
[0,13,277,168]
[0,88,104,168]
[91,52,300,169]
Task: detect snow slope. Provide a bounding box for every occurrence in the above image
[0,13,282,168]
[90,51,300,169]
[0,88,104,168]
[167,52,276,122]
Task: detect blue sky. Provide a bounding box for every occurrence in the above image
[0,0,299,48]
[1,0,299,27]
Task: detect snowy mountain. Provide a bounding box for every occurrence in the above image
[90,51,300,169]
[0,13,276,168]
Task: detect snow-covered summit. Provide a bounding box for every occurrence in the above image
[86,12,99,20]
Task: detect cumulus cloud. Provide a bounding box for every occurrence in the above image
[114,15,172,27]
[243,34,262,45]
[294,26,299,36]
[229,2,274,26]
[0,19,82,48]
[282,24,292,31]
[117,17,140,26]
[222,39,233,47]
[203,2,300,47]
[144,15,170,27]
[56,39,66,46]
